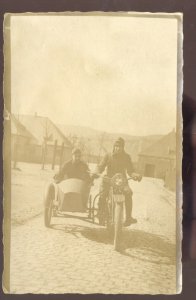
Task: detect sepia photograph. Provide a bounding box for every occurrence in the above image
[3,12,182,294]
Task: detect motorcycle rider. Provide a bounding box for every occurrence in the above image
[93,137,139,226]
[54,148,91,183]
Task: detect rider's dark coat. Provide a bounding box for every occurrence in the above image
[97,150,134,178]
[97,150,134,221]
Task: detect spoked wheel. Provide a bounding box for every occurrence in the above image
[45,201,53,227]
[52,207,58,217]
[98,206,110,226]
[114,203,123,251]
[98,211,106,226]
[98,197,107,226]
[44,184,55,228]
[106,220,114,242]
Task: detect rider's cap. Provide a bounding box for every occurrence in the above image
[114,137,125,147]
[72,148,81,155]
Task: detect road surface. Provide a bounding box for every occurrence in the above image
[9,164,177,294]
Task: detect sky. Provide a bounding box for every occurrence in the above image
[10,14,178,136]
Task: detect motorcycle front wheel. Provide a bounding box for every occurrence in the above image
[114,202,123,251]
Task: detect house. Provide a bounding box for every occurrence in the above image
[12,114,72,165]
[11,114,37,165]
[138,130,176,190]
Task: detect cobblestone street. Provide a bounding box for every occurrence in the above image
[10,164,177,294]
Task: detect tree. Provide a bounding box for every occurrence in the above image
[41,118,53,169]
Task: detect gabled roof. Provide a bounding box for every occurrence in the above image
[14,114,72,147]
[139,130,176,159]
[11,114,37,143]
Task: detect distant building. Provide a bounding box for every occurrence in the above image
[138,130,176,190]
[11,114,37,166]
[11,114,72,165]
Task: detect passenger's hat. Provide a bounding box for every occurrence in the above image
[72,148,81,155]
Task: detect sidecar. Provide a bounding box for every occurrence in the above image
[44,178,92,227]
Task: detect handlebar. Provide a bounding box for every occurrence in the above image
[88,171,142,182]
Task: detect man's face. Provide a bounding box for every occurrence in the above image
[114,145,123,154]
[72,153,81,163]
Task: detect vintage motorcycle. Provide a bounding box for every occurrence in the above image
[44,173,141,251]
[90,173,142,250]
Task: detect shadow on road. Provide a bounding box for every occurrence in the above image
[82,227,176,265]
[121,229,176,265]
[51,221,175,266]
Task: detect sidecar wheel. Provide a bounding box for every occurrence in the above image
[44,184,55,228]
[45,203,53,227]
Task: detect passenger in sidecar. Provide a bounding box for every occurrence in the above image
[53,148,91,183]
[44,148,92,227]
